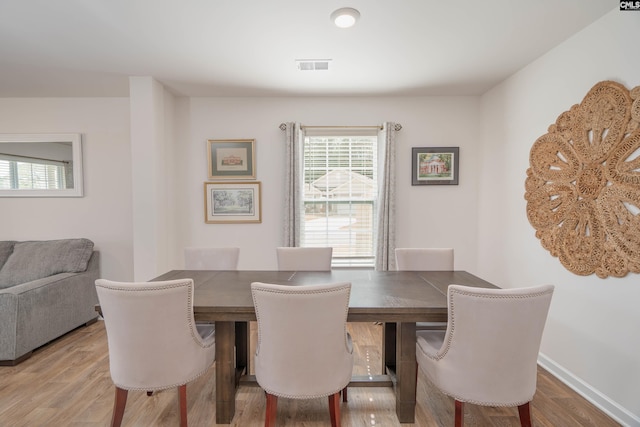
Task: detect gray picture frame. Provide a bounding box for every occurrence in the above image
[412,147,459,186]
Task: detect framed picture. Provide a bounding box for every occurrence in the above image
[412,147,459,185]
[204,181,262,223]
[207,139,256,179]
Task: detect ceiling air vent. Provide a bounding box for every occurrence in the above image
[296,59,331,71]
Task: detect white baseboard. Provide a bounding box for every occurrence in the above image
[538,353,640,427]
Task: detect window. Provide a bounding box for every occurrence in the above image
[0,155,69,190]
[301,131,378,267]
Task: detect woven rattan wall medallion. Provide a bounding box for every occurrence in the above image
[525,80,640,278]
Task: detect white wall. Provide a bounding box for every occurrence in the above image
[478,9,640,426]
[0,98,133,281]
[0,95,481,277]
[129,77,178,281]
[171,96,481,271]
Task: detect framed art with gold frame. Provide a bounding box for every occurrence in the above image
[204,181,262,223]
[207,139,256,180]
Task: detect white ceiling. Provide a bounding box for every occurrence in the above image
[0,0,615,97]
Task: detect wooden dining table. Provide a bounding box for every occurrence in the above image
[150,269,498,424]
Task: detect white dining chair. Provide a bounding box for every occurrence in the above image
[184,247,240,270]
[276,247,333,271]
[184,247,240,338]
[395,247,454,271]
[95,278,216,427]
[395,248,454,330]
[416,284,554,427]
[251,281,353,427]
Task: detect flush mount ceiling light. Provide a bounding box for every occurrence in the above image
[330,7,360,28]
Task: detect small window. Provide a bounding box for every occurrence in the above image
[301,131,378,267]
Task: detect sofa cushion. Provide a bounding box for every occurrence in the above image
[0,241,16,271]
[0,239,94,288]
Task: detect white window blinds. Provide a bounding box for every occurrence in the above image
[302,132,378,267]
[0,155,67,190]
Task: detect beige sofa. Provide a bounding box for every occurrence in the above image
[0,238,100,365]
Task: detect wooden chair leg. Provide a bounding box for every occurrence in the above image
[518,402,532,427]
[328,392,341,427]
[265,393,278,427]
[454,400,464,427]
[111,387,128,427]
[342,386,348,402]
[179,384,188,427]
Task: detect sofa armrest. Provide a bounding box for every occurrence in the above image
[0,292,18,358]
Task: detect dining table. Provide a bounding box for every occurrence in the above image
[150,269,498,424]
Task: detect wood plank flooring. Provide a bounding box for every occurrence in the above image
[0,321,619,426]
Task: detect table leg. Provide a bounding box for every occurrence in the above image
[382,322,397,373]
[235,321,249,377]
[395,322,417,423]
[215,321,236,424]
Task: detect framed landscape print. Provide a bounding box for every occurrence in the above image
[207,139,256,179]
[204,181,262,223]
[412,147,459,185]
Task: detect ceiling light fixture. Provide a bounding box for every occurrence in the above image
[330,7,360,28]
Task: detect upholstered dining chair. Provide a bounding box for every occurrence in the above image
[415,284,554,427]
[184,246,240,270]
[251,281,353,427]
[395,248,454,330]
[95,279,216,427]
[395,247,454,271]
[276,246,333,271]
[184,247,240,337]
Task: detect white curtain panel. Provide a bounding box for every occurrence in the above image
[282,122,303,247]
[375,122,399,271]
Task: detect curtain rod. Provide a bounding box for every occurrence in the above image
[0,153,70,164]
[279,123,402,131]
[302,125,383,130]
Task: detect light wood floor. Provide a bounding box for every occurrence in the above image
[0,321,619,427]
